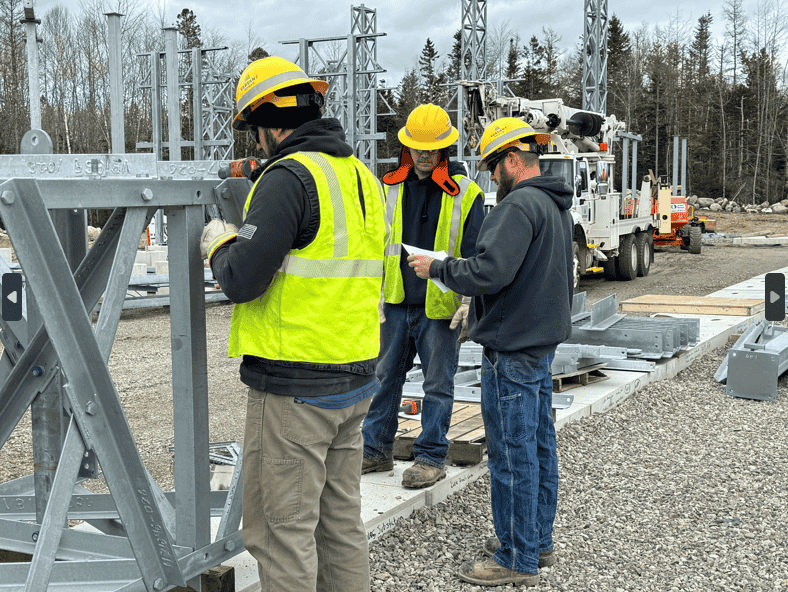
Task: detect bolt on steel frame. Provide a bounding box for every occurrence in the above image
[281,4,386,174]
[0,11,249,592]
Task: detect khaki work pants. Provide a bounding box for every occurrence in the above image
[242,388,372,592]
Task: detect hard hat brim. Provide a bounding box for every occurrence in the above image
[398,125,459,150]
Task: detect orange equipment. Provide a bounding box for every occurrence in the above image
[650,171,709,254]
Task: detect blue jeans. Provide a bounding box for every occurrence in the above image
[481,349,558,575]
[362,303,460,468]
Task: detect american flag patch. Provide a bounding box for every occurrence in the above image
[238,224,257,240]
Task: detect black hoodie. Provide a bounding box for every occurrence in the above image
[431,175,575,357]
[210,118,377,395]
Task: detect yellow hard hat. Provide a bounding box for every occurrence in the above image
[233,56,329,131]
[478,117,551,171]
[398,104,459,150]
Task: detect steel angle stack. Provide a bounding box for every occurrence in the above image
[563,293,701,373]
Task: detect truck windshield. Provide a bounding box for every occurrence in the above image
[539,159,573,185]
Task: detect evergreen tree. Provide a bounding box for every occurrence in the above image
[505,37,519,80]
[248,47,270,62]
[397,68,421,130]
[689,12,713,84]
[520,36,547,98]
[607,15,632,121]
[418,38,443,103]
[447,30,462,80]
[176,8,201,49]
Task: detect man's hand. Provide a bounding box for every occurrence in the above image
[200,219,238,261]
[450,296,471,343]
[407,254,435,279]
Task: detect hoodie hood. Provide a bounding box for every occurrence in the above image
[253,118,353,180]
[515,175,574,211]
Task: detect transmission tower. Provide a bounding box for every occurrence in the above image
[582,0,608,114]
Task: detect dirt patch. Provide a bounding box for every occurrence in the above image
[705,210,788,236]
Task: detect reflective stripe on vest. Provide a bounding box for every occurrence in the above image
[279,253,383,278]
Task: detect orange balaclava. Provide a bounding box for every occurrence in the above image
[382,147,460,196]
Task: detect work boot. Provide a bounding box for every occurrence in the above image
[361,456,393,474]
[483,536,557,567]
[457,558,538,587]
[401,461,446,488]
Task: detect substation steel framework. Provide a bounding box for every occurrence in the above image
[135,27,235,242]
[0,10,252,592]
[582,0,608,114]
[281,4,387,174]
[446,0,489,187]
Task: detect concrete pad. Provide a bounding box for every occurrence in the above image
[132,263,147,277]
[134,252,150,266]
[154,261,169,275]
[148,251,167,265]
[0,248,11,264]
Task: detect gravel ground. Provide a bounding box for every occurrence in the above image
[1,216,788,590]
[368,345,788,591]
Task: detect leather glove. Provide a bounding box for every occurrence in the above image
[378,289,386,323]
[200,219,238,262]
[450,296,471,343]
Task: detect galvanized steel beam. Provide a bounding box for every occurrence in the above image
[0,178,185,590]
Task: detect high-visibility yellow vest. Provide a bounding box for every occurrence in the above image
[228,152,386,363]
[383,175,481,319]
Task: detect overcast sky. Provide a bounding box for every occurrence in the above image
[33,0,765,85]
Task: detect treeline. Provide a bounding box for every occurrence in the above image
[378,0,788,204]
[1,0,786,204]
[0,0,265,159]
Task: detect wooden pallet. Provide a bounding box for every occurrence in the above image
[552,363,609,393]
[620,294,764,316]
[393,402,486,466]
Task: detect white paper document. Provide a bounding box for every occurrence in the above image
[401,244,450,293]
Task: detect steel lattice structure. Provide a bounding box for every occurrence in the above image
[0,13,248,590]
[460,0,487,81]
[135,29,234,162]
[582,0,608,114]
[281,4,386,173]
[446,0,489,188]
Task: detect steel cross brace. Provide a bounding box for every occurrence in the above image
[0,179,185,591]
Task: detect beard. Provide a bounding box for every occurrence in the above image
[495,165,516,203]
[261,128,281,159]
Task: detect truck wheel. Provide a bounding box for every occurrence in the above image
[688,225,702,254]
[572,242,580,293]
[603,256,617,280]
[616,234,638,280]
[636,232,651,277]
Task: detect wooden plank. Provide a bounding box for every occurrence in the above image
[396,403,478,441]
[448,440,486,465]
[553,368,609,393]
[446,415,485,441]
[620,294,764,315]
[394,402,485,463]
